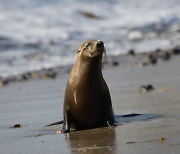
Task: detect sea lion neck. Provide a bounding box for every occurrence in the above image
[70,55,103,82]
[80,54,102,75]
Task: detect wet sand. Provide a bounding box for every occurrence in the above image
[0,54,180,154]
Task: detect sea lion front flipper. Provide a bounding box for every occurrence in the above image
[103,84,116,125]
[63,105,71,133]
[106,102,116,125]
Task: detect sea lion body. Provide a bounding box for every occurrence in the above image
[63,40,115,133]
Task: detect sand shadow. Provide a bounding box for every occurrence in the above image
[114,113,162,125]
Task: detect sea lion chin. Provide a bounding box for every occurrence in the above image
[63,40,115,133]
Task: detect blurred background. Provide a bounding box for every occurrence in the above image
[0,0,180,77]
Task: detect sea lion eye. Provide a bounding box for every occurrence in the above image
[85,43,91,51]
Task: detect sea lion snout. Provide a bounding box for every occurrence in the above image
[96,40,104,47]
[95,40,104,50]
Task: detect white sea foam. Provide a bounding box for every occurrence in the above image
[0,0,180,77]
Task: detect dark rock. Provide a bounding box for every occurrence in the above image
[156,48,162,53]
[172,46,180,55]
[0,79,9,87]
[148,53,158,64]
[22,73,31,80]
[81,11,103,19]
[161,51,171,61]
[2,79,9,85]
[48,72,57,79]
[18,72,32,81]
[12,124,21,128]
[128,49,136,56]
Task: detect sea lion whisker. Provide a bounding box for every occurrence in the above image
[107,121,110,126]
[103,48,108,62]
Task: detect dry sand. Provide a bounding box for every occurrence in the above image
[0,54,180,154]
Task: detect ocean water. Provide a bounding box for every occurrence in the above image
[0,0,180,77]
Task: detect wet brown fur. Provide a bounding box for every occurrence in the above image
[63,40,115,133]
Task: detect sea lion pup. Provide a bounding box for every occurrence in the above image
[63,40,115,133]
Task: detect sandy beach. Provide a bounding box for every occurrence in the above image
[0,51,180,154]
[0,0,180,153]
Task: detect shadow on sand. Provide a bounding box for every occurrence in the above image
[115,113,162,125]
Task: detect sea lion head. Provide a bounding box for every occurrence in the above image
[77,40,105,60]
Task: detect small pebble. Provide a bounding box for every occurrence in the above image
[81,11,102,19]
[126,142,136,144]
[156,48,162,53]
[112,61,119,66]
[141,62,149,67]
[159,137,166,141]
[31,72,38,78]
[139,84,155,93]
[34,134,43,137]
[57,130,63,134]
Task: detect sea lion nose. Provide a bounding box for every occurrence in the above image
[97,40,104,47]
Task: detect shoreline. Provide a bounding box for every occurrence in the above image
[0,45,179,88]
